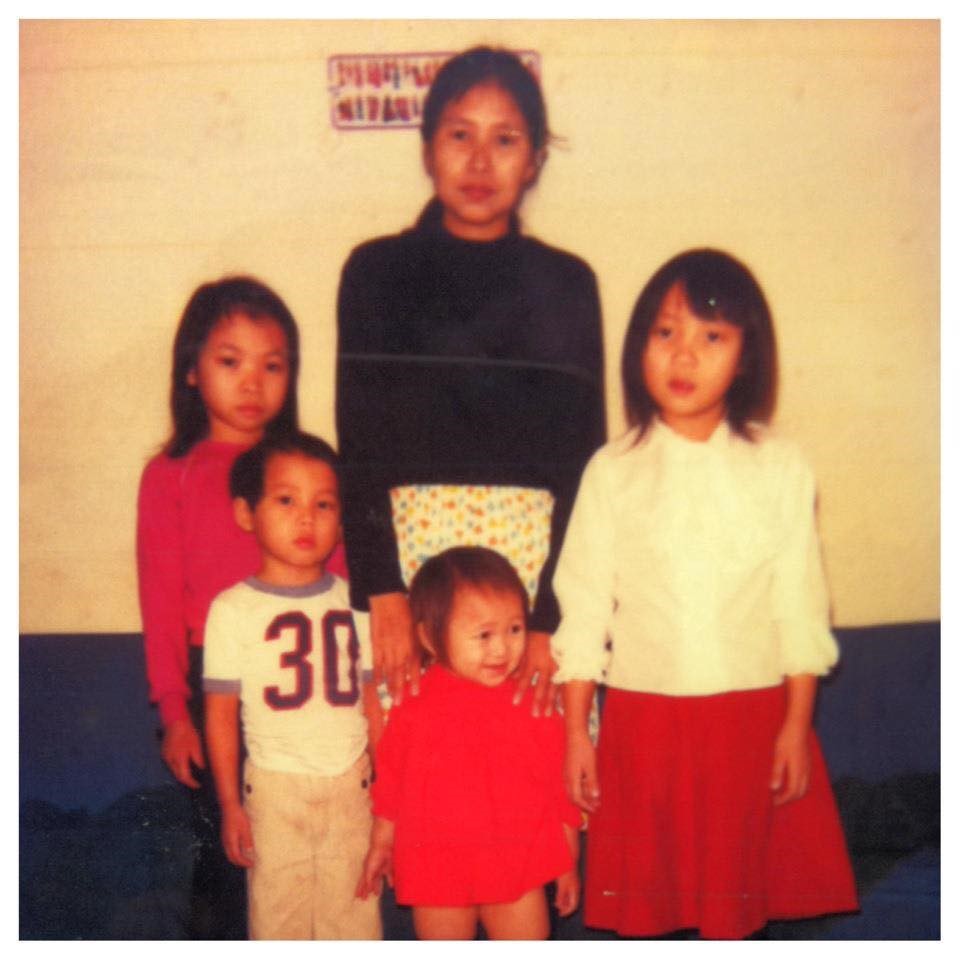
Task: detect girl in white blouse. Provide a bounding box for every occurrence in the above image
[552,249,858,939]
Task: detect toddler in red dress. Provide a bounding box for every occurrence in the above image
[356,546,581,939]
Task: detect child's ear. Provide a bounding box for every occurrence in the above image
[233,497,254,533]
[422,142,434,179]
[186,368,197,387]
[415,623,437,659]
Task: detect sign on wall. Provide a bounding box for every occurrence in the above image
[328,50,541,131]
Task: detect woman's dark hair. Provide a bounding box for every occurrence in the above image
[621,249,778,441]
[165,275,300,458]
[230,431,339,511]
[420,46,549,153]
[409,546,529,667]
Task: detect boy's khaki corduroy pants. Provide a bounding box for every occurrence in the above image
[244,753,382,940]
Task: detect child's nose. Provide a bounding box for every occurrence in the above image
[673,335,698,365]
[488,632,507,657]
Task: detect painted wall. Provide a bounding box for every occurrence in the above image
[20,19,939,633]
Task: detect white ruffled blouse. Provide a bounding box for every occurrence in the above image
[551,419,839,696]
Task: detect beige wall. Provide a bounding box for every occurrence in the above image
[20,19,939,633]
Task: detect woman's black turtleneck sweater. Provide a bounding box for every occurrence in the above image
[335,201,605,632]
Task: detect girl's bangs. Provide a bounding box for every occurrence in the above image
[682,277,747,328]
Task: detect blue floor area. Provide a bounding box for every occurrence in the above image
[20,623,940,939]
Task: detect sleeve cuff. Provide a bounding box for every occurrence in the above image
[778,619,840,677]
[158,693,190,728]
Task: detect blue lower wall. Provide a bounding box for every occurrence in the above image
[20,622,940,939]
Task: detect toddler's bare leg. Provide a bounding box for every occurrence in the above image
[413,905,479,940]
[479,887,549,940]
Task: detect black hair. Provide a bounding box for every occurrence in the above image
[408,546,529,667]
[621,249,778,440]
[230,431,339,511]
[165,275,300,458]
[420,46,549,153]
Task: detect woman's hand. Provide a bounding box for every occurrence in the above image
[512,630,558,716]
[565,730,600,813]
[220,802,255,868]
[770,722,812,806]
[369,592,419,704]
[161,717,204,788]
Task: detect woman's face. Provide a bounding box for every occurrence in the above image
[423,82,539,241]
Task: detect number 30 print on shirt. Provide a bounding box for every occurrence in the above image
[264,609,360,710]
[203,576,373,775]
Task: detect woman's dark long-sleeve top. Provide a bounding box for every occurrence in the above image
[335,201,605,633]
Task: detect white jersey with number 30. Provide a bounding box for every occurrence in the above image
[203,574,372,776]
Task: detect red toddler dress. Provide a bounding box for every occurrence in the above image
[372,665,581,906]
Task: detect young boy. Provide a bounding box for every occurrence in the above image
[203,431,383,939]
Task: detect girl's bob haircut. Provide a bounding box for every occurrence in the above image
[420,45,549,154]
[165,275,300,458]
[409,546,529,667]
[621,248,778,441]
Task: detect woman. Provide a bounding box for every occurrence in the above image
[336,46,605,712]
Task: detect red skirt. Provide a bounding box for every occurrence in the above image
[584,685,858,939]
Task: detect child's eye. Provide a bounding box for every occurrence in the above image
[509,623,524,636]
[652,325,672,339]
[449,127,470,142]
[317,499,337,511]
[277,495,293,506]
[705,329,726,343]
[497,132,519,147]
[217,356,238,368]
[265,360,286,374]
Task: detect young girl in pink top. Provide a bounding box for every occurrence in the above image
[552,249,858,939]
[136,275,346,938]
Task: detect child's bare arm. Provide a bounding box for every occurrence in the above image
[356,816,395,899]
[160,717,204,789]
[562,680,600,812]
[205,692,254,868]
[771,673,816,806]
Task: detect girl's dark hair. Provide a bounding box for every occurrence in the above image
[420,46,549,153]
[165,275,300,458]
[621,249,778,441]
[230,431,339,511]
[409,546,529,667]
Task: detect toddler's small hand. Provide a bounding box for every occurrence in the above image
[554,870,580,917]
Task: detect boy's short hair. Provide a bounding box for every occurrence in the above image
[408,546,529,666]
[230,431,339,510]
